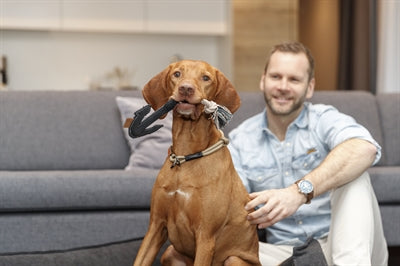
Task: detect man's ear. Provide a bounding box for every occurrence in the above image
[259,74,266,92]
[142,64,173,111]
[213,70,241,114]
[306,78,315,99]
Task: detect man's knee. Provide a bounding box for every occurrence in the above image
[331,171,373,204]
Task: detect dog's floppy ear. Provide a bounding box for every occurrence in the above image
[214,70,241,114]
[142,65,173,111]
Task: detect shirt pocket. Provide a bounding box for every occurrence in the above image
[247,168,280,192]
[292,149,322,171]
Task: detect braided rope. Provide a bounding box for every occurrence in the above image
[201,99,232,129]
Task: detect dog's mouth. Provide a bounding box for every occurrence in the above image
[176,100,196,114]
[174,100,200,118]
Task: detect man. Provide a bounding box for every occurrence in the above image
[228,42,388,265]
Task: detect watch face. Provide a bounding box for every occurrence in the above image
[299,180,313,194]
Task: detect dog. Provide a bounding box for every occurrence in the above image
[133,60,260,266]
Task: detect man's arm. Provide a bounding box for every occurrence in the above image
[305,138,376,197]
[245,138,377,229]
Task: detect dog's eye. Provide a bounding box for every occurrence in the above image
[202,75,210,81]
[173,71,181,78]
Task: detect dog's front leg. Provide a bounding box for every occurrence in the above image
[193,234,216,266]
[133,221,167,266]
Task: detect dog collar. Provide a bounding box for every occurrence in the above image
[169,131,229,168]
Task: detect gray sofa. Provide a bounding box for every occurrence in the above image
[0,90,398,265]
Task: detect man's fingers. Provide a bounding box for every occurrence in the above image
[245,192,265,211]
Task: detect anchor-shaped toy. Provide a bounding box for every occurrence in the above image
[124,98,232,139]
[126,99,178,138]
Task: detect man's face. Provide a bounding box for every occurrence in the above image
[260,51,315,119]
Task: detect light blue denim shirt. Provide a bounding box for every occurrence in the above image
[228,102,381,245]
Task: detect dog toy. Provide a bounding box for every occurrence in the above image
[128,99,178,138]
[128,98,232,138]
[201,99,233,129]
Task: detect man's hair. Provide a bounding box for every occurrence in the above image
[263,42,315,82]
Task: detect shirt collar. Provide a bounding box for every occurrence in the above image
[262,102,310,132]
[292,103,310,129]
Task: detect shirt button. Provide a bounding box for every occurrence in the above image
[257,176,262,181]
[298,220,303,225]
[286,142,291,146]
[304,163,308,167]
[285,171,289,176]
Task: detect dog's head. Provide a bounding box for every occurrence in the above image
[142,60,240,120]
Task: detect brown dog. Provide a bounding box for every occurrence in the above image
[133,60,260,266]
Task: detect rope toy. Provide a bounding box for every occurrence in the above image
[201,99,233,129]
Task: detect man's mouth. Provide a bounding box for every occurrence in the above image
[273,96,292,105]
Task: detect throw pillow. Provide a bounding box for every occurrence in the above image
[116,96,172,170]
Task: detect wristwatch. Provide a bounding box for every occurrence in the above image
[295,179,314,204]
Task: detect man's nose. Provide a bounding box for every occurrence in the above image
[278,78,289,90]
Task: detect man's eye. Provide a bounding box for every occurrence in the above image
[202,75,210,81]
[173,71,181,78]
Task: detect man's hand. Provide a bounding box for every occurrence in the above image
[245,184,306,229]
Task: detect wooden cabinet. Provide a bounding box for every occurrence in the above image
[146,0,228,35]
[0,0,228,35]
[0,0,60,30]
[61,0,145,33]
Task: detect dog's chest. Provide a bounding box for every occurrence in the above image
[166,188,192,200]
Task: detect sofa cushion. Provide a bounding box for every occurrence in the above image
[379,205,400,246]
[369,167,400,204]
[0,211,150,255]
[0,238,168,266]
[0,91,144,171]
[0,169,158,212]
[376,93,400,166]
[116,97,172,170]
[0,239,144,266]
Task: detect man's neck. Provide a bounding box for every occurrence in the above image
[266,108,302,141]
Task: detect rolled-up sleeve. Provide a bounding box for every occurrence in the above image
[312,105,382,165]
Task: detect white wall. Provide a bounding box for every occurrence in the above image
[0,30,230,91]
[376,0,400,93]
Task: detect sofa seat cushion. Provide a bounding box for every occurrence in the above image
[0,237,169,266]
[0,238,144,266]
[0,211,150,255]
[0,168,158,212]
[369,166,400,204]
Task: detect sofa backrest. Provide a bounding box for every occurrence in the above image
[224,90,386,166]
[376,93,400,166]
[1,90,394,170]
[0,90,142,171]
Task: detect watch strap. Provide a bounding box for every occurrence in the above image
[295,179,314,204]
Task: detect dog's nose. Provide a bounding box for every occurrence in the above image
[179,84,194,97]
